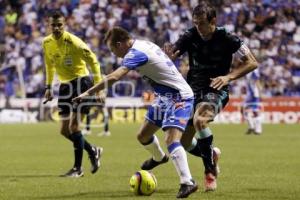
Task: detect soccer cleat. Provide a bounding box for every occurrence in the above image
[245,129,254,135]
[89,146,103,174]
[254,131,262,135]
[141,155,169,170]
[204,147,221,191]
[82,128,92,135]
[204,173,217,192]
[97,131,111,137]
[176,180,198,198]
[60,167,84,178]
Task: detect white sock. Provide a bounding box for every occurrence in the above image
[144,135,165,161]
[168,142,193,185]
[245,113,255,130]
[254,116,262,134]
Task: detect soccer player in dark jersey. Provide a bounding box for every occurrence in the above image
[43,10,104,177]
[164,1,258,191]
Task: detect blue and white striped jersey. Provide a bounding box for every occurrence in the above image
[246,69,260,99]
[122,40,194,99]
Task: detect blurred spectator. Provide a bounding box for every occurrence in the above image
[5,7,18,25]
[0,0,300,98]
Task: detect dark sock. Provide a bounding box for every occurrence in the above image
[70,131,84,169]
[186,138,202,157]
[66,135,73,142]
[68,133,94,156]
[197,135,215,174]
[104,119,109,132]
[103,108,109,132]
[84,138,94,156]
[86,115,90,131]
[188,145,203,158]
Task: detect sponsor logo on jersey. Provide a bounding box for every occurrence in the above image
[64,55,73,66]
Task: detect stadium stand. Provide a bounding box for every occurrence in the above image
[0,0,300,100]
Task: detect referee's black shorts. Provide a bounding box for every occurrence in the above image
[58,76,93,116]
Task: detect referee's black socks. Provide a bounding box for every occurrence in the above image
[69,131,94,157]
[70,131,84,169]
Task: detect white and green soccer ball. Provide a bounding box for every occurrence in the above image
[129,170,157,196]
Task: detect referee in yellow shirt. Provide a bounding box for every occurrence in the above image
[43,10,103,177]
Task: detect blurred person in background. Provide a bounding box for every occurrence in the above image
[82,104,111,137]
[2,0,300,98]
[243,69,263,135]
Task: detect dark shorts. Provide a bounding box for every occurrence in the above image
[187,89,229,126]
[58,76,93,116]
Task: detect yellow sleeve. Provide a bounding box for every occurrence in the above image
[42,41,55,86]
[75,39,102,84]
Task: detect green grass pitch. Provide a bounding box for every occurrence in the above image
[0,123,299,200]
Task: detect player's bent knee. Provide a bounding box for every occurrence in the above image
[164,136,173,146]
[193,116,207,130]
[136,133,143,143]
[194,109,215,130]
[137,132,149,144]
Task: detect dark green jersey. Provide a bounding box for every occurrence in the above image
[174,27,242,94]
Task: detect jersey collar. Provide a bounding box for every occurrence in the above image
[51,31,66,42]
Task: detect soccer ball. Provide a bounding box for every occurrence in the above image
[129,170,157,196]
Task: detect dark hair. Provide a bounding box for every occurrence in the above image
[48,9,64,19]
[104,26,131,46]
[192,1,216,22]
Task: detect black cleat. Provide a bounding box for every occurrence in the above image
[141,155,169,170]
[245,129,254,135]
[60,167,84,178]
[176,180,198,198]
[89,146,103,174]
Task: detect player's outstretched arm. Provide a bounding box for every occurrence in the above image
[226,48,257,80]
[210,45,258,90]
[72,66,130,102]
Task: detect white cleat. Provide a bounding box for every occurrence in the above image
[97,131,111,137]
[82,129,92,135]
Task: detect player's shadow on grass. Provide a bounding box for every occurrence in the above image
[35,189,174,199]
[0,174,57,179]
[35,190,135,199]
[246,187,271,192]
